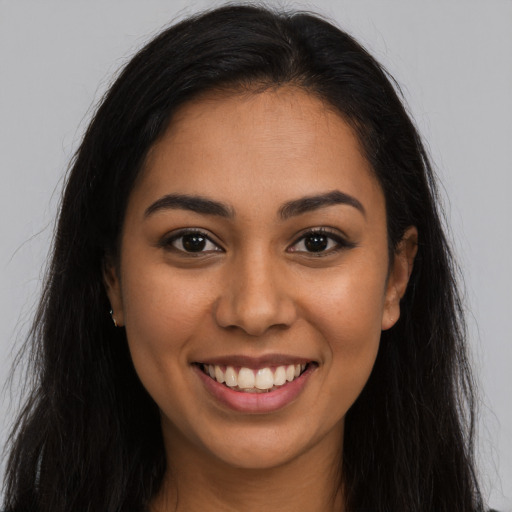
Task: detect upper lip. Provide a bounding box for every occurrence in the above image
[196,354,315,368]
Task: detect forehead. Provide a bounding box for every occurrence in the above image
[134,87,383,216]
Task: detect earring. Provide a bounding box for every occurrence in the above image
[110,309,118,327]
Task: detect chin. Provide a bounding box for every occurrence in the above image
[196,419,339,472]
[210,438,307,471]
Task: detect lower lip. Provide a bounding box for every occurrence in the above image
[194,364,315,413]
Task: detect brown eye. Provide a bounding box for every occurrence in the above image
[181,233,207,252]
[304,234,329,252]
[165,230,222,254]
[288,228,355,256]
[289,231,339,254]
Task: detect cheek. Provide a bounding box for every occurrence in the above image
[122,263,213,339]
[305,259,387,337]
[119,262,215,394]
[300,261,386,399]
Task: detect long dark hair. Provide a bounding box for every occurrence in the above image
[3,5,484,511]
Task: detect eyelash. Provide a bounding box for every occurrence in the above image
[288,228,355,257]
[159,229,223,255]
[159,227,355,256]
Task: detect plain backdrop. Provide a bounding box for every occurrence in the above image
[1,0,511,509]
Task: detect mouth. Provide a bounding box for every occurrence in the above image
[198,362,312,393]
[194,358,317,413]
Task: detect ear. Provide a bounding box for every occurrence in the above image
[381,226,418,331]
[103,256,124,327]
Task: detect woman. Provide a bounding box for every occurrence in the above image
[2,5,487,511]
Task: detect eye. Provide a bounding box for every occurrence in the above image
[162,229,223,254]
[288,228,354,255]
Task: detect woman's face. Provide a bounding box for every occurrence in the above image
[106,87,415,470]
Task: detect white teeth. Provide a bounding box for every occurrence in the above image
[274,366,287,386]
[202,362,309,391]
[225,366,238,387]
[238,367,255,389]
[255,368,274,390]
[214,365,225,383]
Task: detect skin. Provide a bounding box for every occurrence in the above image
[105,87,417,511]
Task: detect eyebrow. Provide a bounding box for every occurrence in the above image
[279,190,365,219]
[144,189,365,220]
[144,194,234,218]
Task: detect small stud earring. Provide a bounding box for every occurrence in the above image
[109,309,118,327]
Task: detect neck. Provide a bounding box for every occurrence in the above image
[150,423,345,512]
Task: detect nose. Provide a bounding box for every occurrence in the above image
[213,250,298,337]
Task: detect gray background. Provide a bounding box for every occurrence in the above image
[1,0,511,509]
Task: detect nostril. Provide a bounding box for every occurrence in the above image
[213,293,297,337]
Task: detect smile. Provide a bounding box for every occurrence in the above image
[200,363,308,393]
[194,359,317,413]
